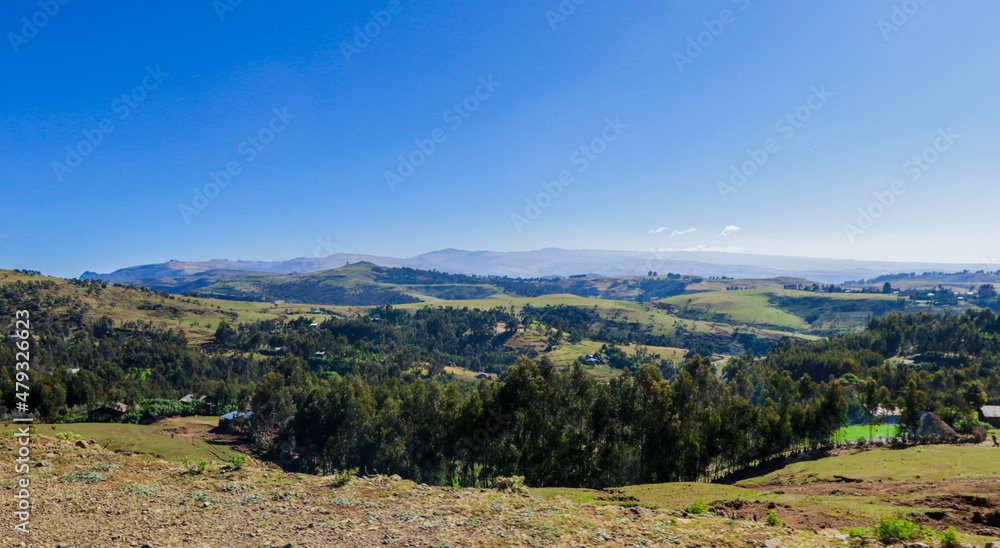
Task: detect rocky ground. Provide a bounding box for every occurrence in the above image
[0,435,996,547]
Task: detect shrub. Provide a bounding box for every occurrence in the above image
[954,412,990,436]
[766,509,783,527]
[847,527,866,538]
[934,526,962,548]
[330,467,358,488]
[870,516,923,544]
[684,501,709,514]
[493,475,528,495]
[56,431,84,441]
[230,454,247,470]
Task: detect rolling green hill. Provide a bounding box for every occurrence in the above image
[0,269,334,345]
[660,289,971,335]
[183,262,705,306]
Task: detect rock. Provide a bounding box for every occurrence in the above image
[631,506,654,518]
[985,543,999,548]
[764,539,782,548]
[75,440,88,449]
[202,502,210,508]
[835,534,849,541]
[904,543,929,548]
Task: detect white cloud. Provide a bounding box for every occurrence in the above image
[670,227,696,237]
[648,226,669,234]
[718,225,741,237]
[683,245,741,253]
[655,247,675,252]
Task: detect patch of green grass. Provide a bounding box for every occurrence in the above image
[533,482,772,511]
[45,419,241,462]
[834,424,897,442]
[738,445,1000,485]
[662,291,811,330]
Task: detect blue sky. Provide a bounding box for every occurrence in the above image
[2,0,999,278]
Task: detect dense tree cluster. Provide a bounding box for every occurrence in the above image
[256,355,848,488]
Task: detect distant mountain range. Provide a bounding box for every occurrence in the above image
[80,248,997,285]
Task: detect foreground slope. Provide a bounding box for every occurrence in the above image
[0,435,875,547]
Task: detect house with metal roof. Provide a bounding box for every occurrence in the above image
[979,405,1000,427]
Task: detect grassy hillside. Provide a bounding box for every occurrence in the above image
[44,416,243,462]
[191,263,433,306]
[846,271,1000,293]
[659,289,966,335]
[0,269,342,345]
[10,433,997,546]
[398,294,816,341]
[536,440,1000,543]
[135,262,709,306]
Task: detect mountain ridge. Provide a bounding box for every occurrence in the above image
[79,248,998,285]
